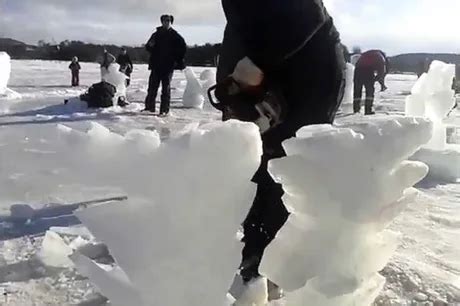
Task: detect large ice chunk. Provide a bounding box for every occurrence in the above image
[200,69,216,103]
[101,63,128,101]
[75,120,262,306]
[406,60,460,182]
[183,67,205,109]
[342,63,355,105]
[0,52,11,94]
[405,60,456,150]
[259,117,432,306]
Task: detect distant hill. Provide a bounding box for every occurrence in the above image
[0,38,29,47]
[389,53,460,74]
[0,38,36,56]
[0,37,219,66]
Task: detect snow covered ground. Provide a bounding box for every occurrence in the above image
[0,60,459,305]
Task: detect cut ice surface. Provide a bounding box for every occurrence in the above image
[38,230,74,268]
[70,252,143,306]
[342,63,355,105]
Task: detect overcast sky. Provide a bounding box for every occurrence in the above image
[0,0,459,55]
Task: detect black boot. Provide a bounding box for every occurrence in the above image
[365,105,375,115]
[353,99,361,114]
[117,96,129,107]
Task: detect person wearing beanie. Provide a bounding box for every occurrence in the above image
[144,14,187,116]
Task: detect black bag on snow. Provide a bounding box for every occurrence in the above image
[80,81,116,108]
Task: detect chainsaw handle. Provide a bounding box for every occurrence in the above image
[207,84,224,111]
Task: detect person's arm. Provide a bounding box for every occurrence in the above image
[177,33,186,59]
[384,55,390,75]
[222,0,330,71]
[175,33,187,69]
[145,33,156,52]
[375,51,388,89]
[109,53,116,64]
[77,63,81,70]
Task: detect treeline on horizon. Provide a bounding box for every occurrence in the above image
[1,39,222,67]
[1,38,460,75]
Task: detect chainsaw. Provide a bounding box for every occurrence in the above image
[207,76,287,133]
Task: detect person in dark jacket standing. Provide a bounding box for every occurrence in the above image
[353,49,389,115]
[69,56,81,87]
[144,14,186,115]
[117,48,133,86]
[213,0,345,284]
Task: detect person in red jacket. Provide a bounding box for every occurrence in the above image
[353,49,389,115]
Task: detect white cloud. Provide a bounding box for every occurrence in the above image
[331,0,460,54]
[0,0,459,54]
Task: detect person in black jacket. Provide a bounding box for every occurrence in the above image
[68,56,81,87]
[144,14,186,115]
[117,48,133,86]
[213,0,346,283]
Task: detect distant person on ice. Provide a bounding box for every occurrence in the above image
[117,48,133,87]
[144,14,186,115]
[350,46,362,66]
[99,49,117,82]
[100,48,116,69]
[353,49,389,115]
[210,0,345,287]
[68,56,81,87]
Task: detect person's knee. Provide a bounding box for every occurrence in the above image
[366,87,375,97]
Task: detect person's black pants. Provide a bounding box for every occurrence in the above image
[71,71,79,87]
[353,67,375,114]
[125,72,131,87]
[144,70,173,113]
